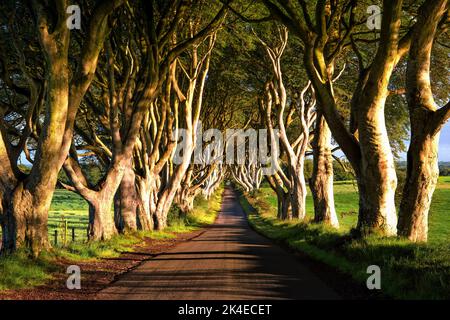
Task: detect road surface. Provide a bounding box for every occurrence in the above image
[97,188,339,300]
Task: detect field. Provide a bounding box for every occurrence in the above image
[49,186,227,245]
[48,190,90,245]
[259,177,450,244]
[240,177,450,299]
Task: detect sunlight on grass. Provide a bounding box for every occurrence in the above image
[0,252,56,290]
[240,180,450,299]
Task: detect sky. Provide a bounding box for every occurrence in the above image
[436,123,450,162]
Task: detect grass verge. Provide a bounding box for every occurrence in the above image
[239,188,450,300]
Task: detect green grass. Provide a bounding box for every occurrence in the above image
[251,178,450,243]
[240,178,450,299]
[48,190,90,244]
[0,186,224,291]
[0,252,57,291]
[428,177,450,243]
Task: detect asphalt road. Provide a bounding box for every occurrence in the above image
[97,188,339,300]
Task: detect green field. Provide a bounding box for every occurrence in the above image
[48,190,90,245]
[241,177,450,299]
[47,177,450,245]
[256,177,450,244]
[48,186,226,245]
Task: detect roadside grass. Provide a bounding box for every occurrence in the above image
[0,186,224,291]
[239,179,450,299]
[0,252,57,290]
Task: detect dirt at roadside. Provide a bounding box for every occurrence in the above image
[0,230,205,300]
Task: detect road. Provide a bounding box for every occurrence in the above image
[97,188,339,300]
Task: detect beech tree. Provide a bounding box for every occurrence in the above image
[311,111,339,228]
[153,30,219,229]
[0,0,127,255]
[0,0,227,252]
[251,0,417,236]
[176,164,219,214]
[398,0,449,242]
[63,1,226,237]
[202,165,226,199]
[230,163,263,192]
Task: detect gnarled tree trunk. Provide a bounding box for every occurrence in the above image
[398,128,439,241]
[356,105,398,235]
[1,24,70,255]
[290,164,307,220]
[115,164,138,233]
[267,175,291,220]
[2,184,53,256]
[135,175,158,231]
[311,113,339,228]
[88,192,117,241]
[177,194,196,215]
[398,0,449,242]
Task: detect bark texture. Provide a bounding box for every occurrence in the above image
[398,0,449,242]
[311,113,339,228]
[88,194,117,241]
[115,164,138,233]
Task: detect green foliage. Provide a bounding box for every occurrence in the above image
[440,163,450,176]
[332,160,355,181]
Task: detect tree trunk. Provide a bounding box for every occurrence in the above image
[356,93,398,236]
[0,23,71,255]
[290,165,307,220]
[355,155,397,237]
[299,1,404,237]
[4,187,52,256]
[277,191,291,220]
[398,129,439,242]
[356,162,398,236]
[88,194,117,241]
[397,0,448,242]
[115,165,138,233]
[178,194,195,215]
[1,183,53,256]
[154,135,194,230]
[154,202,169,230]
[311,113,339,228]
[267,175,291,220]
[135,176,156,231]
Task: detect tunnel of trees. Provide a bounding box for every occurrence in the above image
[0,0,449,258]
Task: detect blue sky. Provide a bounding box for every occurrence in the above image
[436,123,450,161]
